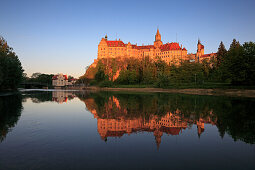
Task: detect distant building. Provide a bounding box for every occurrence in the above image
[52,74,68,87]
[68,78,77,86]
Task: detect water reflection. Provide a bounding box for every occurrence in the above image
[0,90,254,147]
[0,94,22,142]
[77,92,255,145]
[83,98,217,148]
[0,90,254,169]
[52,91,75,103]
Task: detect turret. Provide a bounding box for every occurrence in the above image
[155,28,161,42]
[196,39,204,59]
[154,28,163,48]
[154,129,163,150]
[98,37,108,59]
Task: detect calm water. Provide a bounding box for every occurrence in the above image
[0,90,254,170]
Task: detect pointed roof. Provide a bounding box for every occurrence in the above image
[156,28,161,36]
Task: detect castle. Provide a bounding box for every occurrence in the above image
[84,29,217,80]
[97,29,216,65]
[98,29,188,65]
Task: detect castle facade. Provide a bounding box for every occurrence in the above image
[97,29,189,65]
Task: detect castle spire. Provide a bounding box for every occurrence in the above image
[157,27,160,35]
[154,129,163,150]
[155,28,161,42]
[154,28,163,48]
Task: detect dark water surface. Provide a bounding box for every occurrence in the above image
[0,90,254,170]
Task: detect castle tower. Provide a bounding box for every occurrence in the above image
[97,37,108,59]
[154,28,163,48]
[196,39,204,59]
[154,129,163,150]
[155,28,161,41]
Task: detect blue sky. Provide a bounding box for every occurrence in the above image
[1,0,255,78]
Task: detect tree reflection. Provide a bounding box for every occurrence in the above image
[78,92,255,145]
[22,91,53,103]
[0,94,23,142]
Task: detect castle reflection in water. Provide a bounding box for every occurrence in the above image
[52,91,76,103]
[83,96,217,148]
[1,90,254,147]
[51,92,218,148]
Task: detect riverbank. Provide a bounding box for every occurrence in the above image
[82,86,255,98]
[3,87,254,98]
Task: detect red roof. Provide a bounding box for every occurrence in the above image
[106,40,187,51]
[160,43,182,51]
[52,74,68,80]
[135,45,155,50]
[200,53,216,58]
[106,40,125,47]
[63,75,68,80]
[52,75,58,80]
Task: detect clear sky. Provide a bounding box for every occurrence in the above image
[1,0,255,78]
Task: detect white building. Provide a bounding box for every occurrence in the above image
[52,74,68,87]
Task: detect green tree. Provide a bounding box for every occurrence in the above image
[31,72,41,79]
[242,42,255,85]
[216,41,227,67]
[218,39,242,84]
[0,37,23,90]
[26,73,53,86]
[219,39,255,85]
[229,39,241,51]
[68,75,74,81]
[95,61,107,83]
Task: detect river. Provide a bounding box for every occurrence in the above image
[0,90,254,170]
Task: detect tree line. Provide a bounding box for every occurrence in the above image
[82,39,255,88]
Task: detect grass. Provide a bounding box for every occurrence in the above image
[98,82,255,89]
[111,84,154,88]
